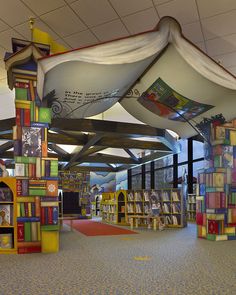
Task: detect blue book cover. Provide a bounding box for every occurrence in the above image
[52,207,58,225]
[17,217,40,222]
[199,184,206,195]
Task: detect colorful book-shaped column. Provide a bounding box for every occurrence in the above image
[196,119,236,241]
[5,38,59,253]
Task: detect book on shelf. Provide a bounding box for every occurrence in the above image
[134,191,142,201]
[0,233,13,249]
[22,127,42,157]
[0,187,13,202]
[0,204,13,226]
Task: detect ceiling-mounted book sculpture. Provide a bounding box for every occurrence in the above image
[37,16,236,138]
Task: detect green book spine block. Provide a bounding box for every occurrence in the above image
[29,189,46,196]
[15,88,28,100]
[24,222,31,242]
[41,225,60,231]
[206,234,216,241]
[39,107,51,124]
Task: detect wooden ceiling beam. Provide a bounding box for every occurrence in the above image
[64,134,104,169]
[0,141,14,153]
[69,166,115,172]
[51,118,165,138]
[124,148,140,163]
[75,154,137,164]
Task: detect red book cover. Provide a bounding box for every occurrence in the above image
[196,213,203,225]
[35,196,41,217]
[48,207,53,224]
[17,222,24,242]
[16,179,22,196]
[18,246,41,254]
[16,108,21,126]
[15,82,29,89]
[24,202,28,217]
[40,207,45,225]
[208,220,219,234]
[24,108,30,127]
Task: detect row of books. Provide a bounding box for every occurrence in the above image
[162,203,181,214]
[164,215,180,225]
[15,157,58,178]
[16,99,51,126]
[205,192,226,209]
[17,221,41,242]
[126,190,181,202]
[40,207,58,225]
[17,201,40,218]
[16,179,58,197]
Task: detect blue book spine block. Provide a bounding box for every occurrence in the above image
[52,207,58,225]
[228,235,236,240]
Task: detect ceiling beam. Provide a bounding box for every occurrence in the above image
[69,166,115,172]
[74,154,137,164]
[64,134,103,169]
[124,148,140,163]
[0,118,14,134]
[0,141,14,154]
[48,143,69,157]
[51,118,165,138]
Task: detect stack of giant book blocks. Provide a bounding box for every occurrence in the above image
[13,64,59,253]
[196,120,236,241]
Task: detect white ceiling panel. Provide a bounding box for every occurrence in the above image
[0,20,10,33]
[122,8,159,35]
[0,91,14,118]
[71,0,118,27]
[0,46,7,60]
[182,21,204,43]
[0,0,36,27]
[227,66,236,76]
[0,78,12,94]
[14,18,61,41]
[153,0,174,5]
[110,0,153,17]
[195,41,207,53]
[156,0,199,25]
[40,6,86,37]
[0,59,6,79]
[22,0,66,16]
[91,20,129,42]
[0,29,24,51]
[206,33,236,56]
[64,30,98,49]
[213,51,236,68]
[201,10,236,40]
[197,0,236,19]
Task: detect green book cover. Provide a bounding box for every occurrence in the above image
[29,189,46,196]
[41,225,59,231]
[24,222,31,242]
[39,107,51,123]
[206,234,216,241]
[14,156,37,164]
[20,203,25,217]
[15,88,28,100]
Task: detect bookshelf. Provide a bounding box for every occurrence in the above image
[101,192,117,224]
[187,194,196,221]
[0,177,17,254]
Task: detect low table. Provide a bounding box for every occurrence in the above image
[128,215,164,231]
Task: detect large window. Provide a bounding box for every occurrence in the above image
[128,138,205,192]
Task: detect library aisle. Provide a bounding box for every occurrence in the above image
[1,222,235,295]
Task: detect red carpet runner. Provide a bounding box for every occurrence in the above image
[64,220,138,236]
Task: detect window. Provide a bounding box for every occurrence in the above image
[155,168,173,189]
[145,172,151,189]
[178,139,188,163]
[154,155,173,169]
[132,174,142,190]
[193,140,204,160]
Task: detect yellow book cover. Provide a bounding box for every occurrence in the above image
[17,203,21,217]
[213,173,224,187]
[230,130,236,145]
[28,202,32,217]
[37,222,41,241]
[41,159,45,177]
[215,126,225,140]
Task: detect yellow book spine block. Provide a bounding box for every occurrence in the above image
[37,222,41,241]
[207,214,225,220]
[215,235,228,241]
[17,203,21,217]
[202,226,206,237]
[224,227,235,234]
[17,197,35,202]
[41,231,59,253]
